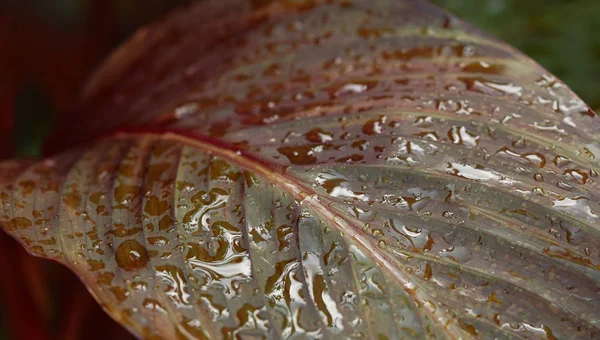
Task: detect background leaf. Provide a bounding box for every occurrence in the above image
[1,0,600,339]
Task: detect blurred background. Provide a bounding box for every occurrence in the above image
[0,0,598,339]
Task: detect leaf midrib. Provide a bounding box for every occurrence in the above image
[108,129,464,339]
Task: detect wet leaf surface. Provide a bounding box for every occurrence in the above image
[1,0,600,338]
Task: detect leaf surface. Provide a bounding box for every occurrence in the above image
[2,0,600,339]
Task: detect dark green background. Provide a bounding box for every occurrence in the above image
[433,0,600,109]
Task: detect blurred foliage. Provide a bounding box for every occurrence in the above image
[14,85,54,157]
[0,0,190,158]
[432,0,600,109]
[0,0,189,39]
[0,316,4,340]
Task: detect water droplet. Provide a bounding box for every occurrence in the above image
[447,162,515,184]
[277,145,319,165]
[553,155,569,167]
[442,211,454,218]
[564,169,588,184]
[553,197,598,221]
[362,116,386,135]
[460,77,522,96]
[304,128,333,143]
[523,153,546,168]
[447,126,479,146]
[329,81,377,98]
[512,137,527,148]
[116,240,149,272]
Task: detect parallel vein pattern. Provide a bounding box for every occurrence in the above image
[1,0,599,339]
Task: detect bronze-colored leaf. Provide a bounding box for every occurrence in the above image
[2,0,599,339]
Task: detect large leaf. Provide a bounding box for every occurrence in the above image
[2,0,600,338]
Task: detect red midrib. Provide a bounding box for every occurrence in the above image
[100,127,455,337]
